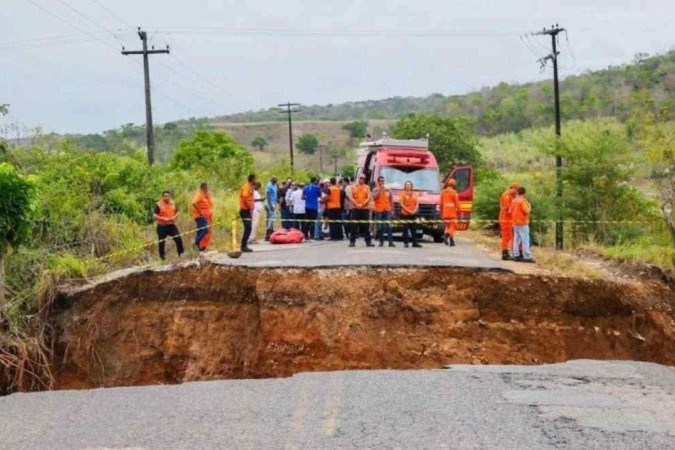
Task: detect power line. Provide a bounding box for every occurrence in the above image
[147,26,526,38]
[51,0,127,46]
[22,0,117,50]
[87,0,135,30]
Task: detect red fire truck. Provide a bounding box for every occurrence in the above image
[354,137,473,242]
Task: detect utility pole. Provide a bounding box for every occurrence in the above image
[122,28,169,165]
[533,24,565,250]
[318,143,326,173]
[278,102,300,171]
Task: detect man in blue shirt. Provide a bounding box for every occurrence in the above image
[302,177,322,240]
[264,177,278,241]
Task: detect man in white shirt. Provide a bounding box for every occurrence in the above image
[249,182,265,244]
[289,182,307,237]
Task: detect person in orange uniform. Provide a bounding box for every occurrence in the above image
[324,177,344,240]
[192,182,213,252]
[239,174,257,253]
[509,186,534,263]
[440,178,461,247]
[153,191,184,260]
[499,182,520,260]
[348,174,374,247]
[372,175,395,247]
[400,180,422,248]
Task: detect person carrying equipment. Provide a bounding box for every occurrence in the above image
[400,180,422,248]
[239,174,257,253]
[440,178,461,246]
[372,175,395,247]
[348,174,374,247]
[153,191,184,260]
[192,182,213,252]
[499,182,519,260]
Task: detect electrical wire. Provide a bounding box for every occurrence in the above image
[87,0,136,30]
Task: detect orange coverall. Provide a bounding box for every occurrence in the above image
[499,189,513,252]
[192,190,213,250]
[440,186,461,238]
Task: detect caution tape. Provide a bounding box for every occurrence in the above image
[72,215,660,263]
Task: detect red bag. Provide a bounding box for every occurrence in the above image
[269,228,305,244]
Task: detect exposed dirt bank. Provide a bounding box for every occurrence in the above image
[51,264,675,390]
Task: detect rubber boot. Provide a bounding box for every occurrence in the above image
[501,250,511,261]
[449,237,455,247]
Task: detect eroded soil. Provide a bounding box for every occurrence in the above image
[51,264,675,390]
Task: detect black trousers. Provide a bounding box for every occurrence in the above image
[349,209,372,244]
[157,224,184,259]
[401,215,419,245]
[326,208,344,240]
[240,210,252,250]
[305,208,318,238]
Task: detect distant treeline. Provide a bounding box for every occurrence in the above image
[59,50,674,158]
[209,50,675,133]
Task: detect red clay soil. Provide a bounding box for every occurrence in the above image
[51,265,675,390]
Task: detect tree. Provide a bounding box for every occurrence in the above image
[0,163,34,305]
[250,136,268,151]
[171,131,253,187]
[342,120,368,143]
[0,104,8,116]
[390,114,481,171]
[639,116,675,242]
[297,134,319,155]
[538,118,648,244]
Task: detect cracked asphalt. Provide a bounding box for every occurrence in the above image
[1,360,674,449]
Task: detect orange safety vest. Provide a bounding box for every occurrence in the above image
[327,185,342,209]
[192,190,213,219]
[155,200,177,225]
[373,188,392,213]
[239,182,254,211]
[351,184,370,209]
[440,187,460,219]
[399,191,418,216]
[510,196,531,226]
[499,190,513,222]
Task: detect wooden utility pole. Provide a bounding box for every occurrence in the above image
[533,24,565,250]
[318,143,326,173]
[278,102,300,171]
[122,28,169,165]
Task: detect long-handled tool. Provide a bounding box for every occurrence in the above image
[227,219,242,259]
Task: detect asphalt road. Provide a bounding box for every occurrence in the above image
[207,236,506,270]
[1,360,674,449]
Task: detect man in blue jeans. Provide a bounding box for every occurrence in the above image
[509,186,535,263]
[302,177,322,240]
[372,176,395,247]
[264,177,278,241]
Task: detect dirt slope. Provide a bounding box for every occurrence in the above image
[50,264,675,390]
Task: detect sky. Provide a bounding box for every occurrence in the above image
[1,0,673,134]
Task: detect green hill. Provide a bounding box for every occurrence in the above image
[205,50,675,135]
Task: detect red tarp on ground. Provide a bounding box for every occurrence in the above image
[269,228,305,244]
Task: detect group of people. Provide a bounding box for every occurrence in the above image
[152,175,535,262]
[498,183,534,263]
[257,173,462,249]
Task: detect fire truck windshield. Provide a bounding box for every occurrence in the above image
[380,167,441,193]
